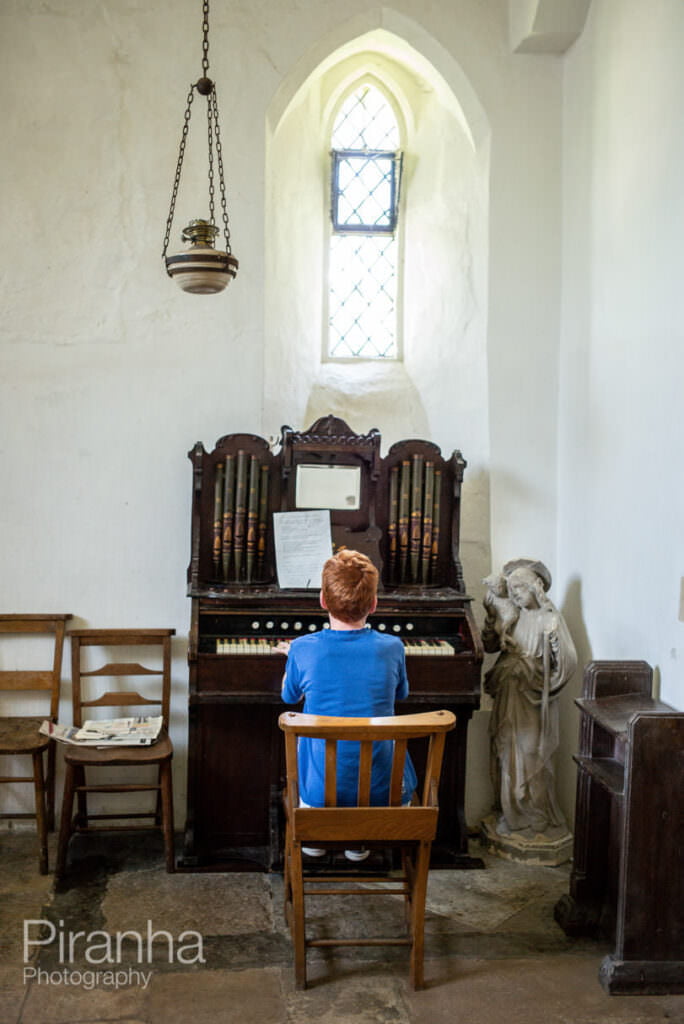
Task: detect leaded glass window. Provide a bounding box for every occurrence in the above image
[328,84,402,359]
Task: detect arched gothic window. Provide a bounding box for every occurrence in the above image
[327,83,403,359]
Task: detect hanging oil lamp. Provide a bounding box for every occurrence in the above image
[162,0,238,294]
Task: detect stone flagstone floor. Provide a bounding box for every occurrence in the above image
[1,830,683,1024]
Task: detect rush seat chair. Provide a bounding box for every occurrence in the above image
[0,613,72,873]
[55,628,176,878]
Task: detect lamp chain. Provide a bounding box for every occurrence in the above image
[207,94,216,228]
[211,90,232,252]
[162,0,234,261]
[162,86,195,259]
[202,0,210,76]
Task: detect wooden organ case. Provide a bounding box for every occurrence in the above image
[181,416,483,870]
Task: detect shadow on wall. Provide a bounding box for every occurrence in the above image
[303,362,429,450]
[561,576,593,676]
[459,466,491,610]
[557,576,593,827]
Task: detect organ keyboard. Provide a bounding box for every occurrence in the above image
[214,637,457,655]
[181,416,483,871]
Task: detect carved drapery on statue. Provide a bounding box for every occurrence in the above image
[481,559,577,862]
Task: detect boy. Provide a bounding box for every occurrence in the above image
[281,549,417,858]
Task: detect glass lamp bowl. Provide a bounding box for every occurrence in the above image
[165,220,238,295]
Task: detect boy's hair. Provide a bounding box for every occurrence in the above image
[321,549,378,624]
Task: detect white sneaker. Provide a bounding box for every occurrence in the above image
[344,848,370,862]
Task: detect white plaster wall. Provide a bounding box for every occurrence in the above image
[556,0,684,816]
[0,0,566,830]
[264,27,492,586]
[0,0,271,821]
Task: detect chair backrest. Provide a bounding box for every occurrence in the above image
[279,709,456,843]
[69,629,175,728]
[0,614,72,721]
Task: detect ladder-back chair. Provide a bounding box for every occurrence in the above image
[279,708,456,990]
[55,628,176,879]
[0,613,72,873]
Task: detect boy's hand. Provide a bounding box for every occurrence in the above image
[274,639,291,656]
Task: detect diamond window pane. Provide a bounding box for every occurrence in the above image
[328,84,401,360]
[328,235,398,359]
[331,85,400,150]
[335,154,395,229]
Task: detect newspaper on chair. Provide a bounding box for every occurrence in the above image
[40,716,163,747]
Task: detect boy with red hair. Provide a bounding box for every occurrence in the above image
[281,549,416,857]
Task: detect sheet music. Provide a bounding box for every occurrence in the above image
[273,509,332,589]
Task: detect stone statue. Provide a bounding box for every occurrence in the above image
[482,560,577,848]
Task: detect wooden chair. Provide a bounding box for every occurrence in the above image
[0,614,72,873]
[55,628,176,879]
[278,708,456,990]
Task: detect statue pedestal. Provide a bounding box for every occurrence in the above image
[480,814,572,866]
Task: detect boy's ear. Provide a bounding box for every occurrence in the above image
[369,595,378,615]
[319,590,327,610]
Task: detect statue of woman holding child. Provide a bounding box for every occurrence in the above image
[482,560,577,851]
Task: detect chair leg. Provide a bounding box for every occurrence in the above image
[283,821,293,930]
[290,840,307,989]
[154,764,163,826]
[55,764,76,880]
[160,758,175,873]
[46,741,56,832]
[32,751,48,875]
[74,764,88,829]
[408,840,431,990]
[401,847,414,927]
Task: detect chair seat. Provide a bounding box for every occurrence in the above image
[0,716,49,755]
[62,730,173,767]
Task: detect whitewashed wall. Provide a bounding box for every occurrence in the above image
[555,0,684,816]
[1,0,566,830]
